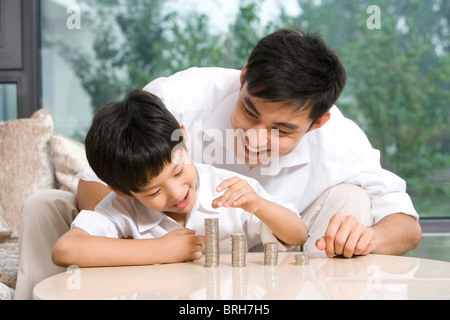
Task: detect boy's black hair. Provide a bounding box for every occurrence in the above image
[244,28,347,122]
[85,90,184,195]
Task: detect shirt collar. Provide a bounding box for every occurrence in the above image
[135,200,165,234]
[278,135,311,169]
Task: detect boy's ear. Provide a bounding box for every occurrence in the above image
[307,111,331,133]
[180,124,190,152]
[108,186,134,200]
[240,64,247,86]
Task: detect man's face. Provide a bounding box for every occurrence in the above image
[231,83,317,167]
[130,148,198,215]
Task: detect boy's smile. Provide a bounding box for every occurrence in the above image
[171,189,191,209]
[125,148,198,226]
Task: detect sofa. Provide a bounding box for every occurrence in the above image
[0,109,87,300]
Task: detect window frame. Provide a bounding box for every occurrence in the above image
[420,219,450,235]
[0,0,41,119]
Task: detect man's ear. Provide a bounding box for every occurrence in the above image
[307,111,331,133]
[108,186,134,200]
[240,64,247,86]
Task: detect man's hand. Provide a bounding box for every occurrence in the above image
[315,213,374,258]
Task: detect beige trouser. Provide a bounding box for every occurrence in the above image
[14,183,372,300]
[300,183,373,252]
[14,190,79,300]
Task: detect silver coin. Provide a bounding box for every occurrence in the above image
[263,242,278,266]
[231,233,247,267]
[294,253,310,266]
[205,218,220,267]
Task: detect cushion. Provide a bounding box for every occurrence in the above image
[0,109,55,238]
[0,204,11,239]
[0,282,14,300]
[51,132,87,194]
[0,238,19,292]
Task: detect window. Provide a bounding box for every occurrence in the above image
[40,0,449,222]
[0,0,40,120]
[0,83,18,120]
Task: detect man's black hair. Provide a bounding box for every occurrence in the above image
[85,90,184,195]
[244,29,347,122]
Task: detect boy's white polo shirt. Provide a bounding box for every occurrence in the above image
[72,163,298,252]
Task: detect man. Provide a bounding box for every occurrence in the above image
[15,29,421,299]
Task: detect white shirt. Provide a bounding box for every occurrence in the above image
[79,67,418,224]
[73,163,297,252]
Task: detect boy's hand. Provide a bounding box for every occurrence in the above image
[159,229,205,263]
[212,177,262,214]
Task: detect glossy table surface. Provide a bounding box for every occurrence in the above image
[33,252,450,300]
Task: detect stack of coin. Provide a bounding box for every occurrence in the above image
[263,242,278,266]
[294,253,310,266]
[205,268,221,299]
[231,233,247,267]
[204,217,219,267]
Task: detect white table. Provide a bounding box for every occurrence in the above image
[33,252,450,300]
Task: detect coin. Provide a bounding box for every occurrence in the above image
[294,253,310,266]
[204,217,219,267]
[231,233,247,267]
[263,242,278,266]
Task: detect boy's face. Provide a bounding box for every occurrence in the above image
[231,82,326,167]
[129,148,198,215]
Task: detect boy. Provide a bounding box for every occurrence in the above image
[52,90,307,267]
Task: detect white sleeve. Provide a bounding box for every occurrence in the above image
[326,110,419,224]
[346,157,419,224]
[143,78,164,101]
[142,72,178,116]
[77,163,107,186]
[71,210,121,238]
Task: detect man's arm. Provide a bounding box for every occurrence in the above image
[77,180,112,211]
[371,213,422,255]
[316,212,422,258]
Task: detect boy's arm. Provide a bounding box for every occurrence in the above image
[252,197,308,246]
[213,177,307,246]
[52,228,205,268]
